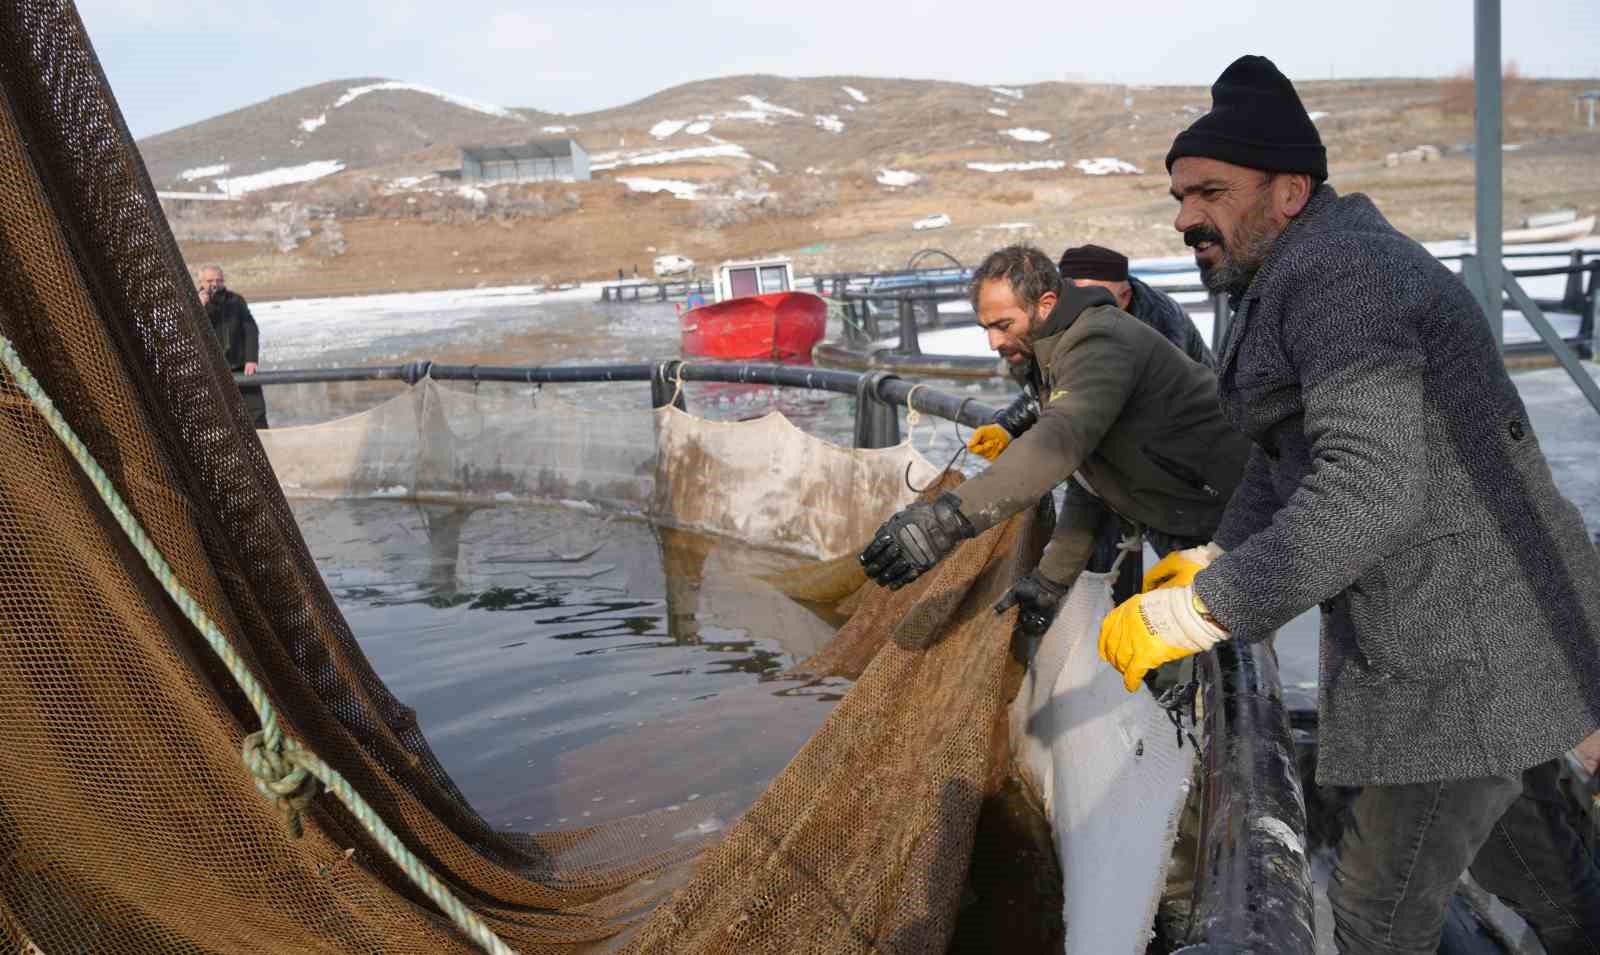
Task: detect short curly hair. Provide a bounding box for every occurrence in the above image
[967,244,1061,314]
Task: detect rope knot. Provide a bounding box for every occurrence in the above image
[242,730,319,838]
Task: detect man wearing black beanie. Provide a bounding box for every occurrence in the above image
[1058,243,1213,368]
[1097,54,1600,953]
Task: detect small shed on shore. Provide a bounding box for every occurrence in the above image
[459,139,589,183]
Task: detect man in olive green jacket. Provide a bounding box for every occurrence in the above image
[860,245,1250,634]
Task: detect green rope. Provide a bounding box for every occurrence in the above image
[0,336,517,955]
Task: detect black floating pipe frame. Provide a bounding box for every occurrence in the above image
[649,361,686,411]
[851,371,901,449]
[1176,640,1317,953]
[239,359,997,432]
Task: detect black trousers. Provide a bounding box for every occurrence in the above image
[1331,757,1600,954]
[239,384,268,430]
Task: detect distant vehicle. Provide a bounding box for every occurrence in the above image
[912,213,951,231]
[653,254,695,277]
[678,256,827,363]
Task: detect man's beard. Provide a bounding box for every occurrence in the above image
[1186,199,1281,296]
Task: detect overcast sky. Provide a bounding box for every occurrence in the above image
[77,0,1600,139]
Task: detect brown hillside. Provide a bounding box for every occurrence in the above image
[141,73,1600,300]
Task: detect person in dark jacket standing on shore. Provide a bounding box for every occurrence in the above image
[198,264,267,429]
[1097,54,1600,954]
[859,245,1250,638]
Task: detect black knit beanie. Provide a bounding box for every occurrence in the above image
[1058,244,1128,282]
[1165,55,1327,181]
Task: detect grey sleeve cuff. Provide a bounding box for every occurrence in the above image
[1193,558,1275,645]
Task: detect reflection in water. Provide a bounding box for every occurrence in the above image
[296,497,846,830]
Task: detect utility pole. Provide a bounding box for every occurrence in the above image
[1473,0,1503,342]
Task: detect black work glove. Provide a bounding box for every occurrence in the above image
[993,570,1069,635]
[992,391,1039,438]
[858,492,976,589]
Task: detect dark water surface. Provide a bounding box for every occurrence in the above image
[294,496,848,830]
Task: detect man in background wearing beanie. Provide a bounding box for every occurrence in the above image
[1059,243,1213,368]
[1097,54,1600,953]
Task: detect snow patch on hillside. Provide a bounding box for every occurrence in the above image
[990,86,1024,100]
[987,107,1009,117]
[842,85,868,103]
[618,177,700,200]
[981,222,1036,230]
[814,114,844,134]
[650,119,687,139]
[299,114,326,133]
[1307,111,1329,121]
[685,120,712,135]
[739,95,803,116]
[333,81,516,120]
[758,159,779,173]
[733,95,804,123]
[214,160,344,195]
[1004,127,1051,142]
[179,163,229,182]
[967,160,1065,173]
[589,143,751,171]
[1075,157,1142,175]
[877,168,920,187]
[542,125,575,133]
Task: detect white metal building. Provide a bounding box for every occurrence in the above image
[459,139,590,183]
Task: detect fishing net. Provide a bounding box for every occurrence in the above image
[0,4,1097,952]
[257,382,940,560]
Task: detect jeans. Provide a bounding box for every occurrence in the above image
[1331,757,1600,954]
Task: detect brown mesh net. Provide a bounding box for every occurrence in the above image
[0,4,1061,952]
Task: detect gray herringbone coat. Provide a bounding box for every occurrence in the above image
[1192,185,1600,786]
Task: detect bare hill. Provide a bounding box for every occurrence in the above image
[138,77,559,188]
[143,72,1600,300]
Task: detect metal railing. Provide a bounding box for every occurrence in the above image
[821,257,1597,370]
[1462,256,1600,414]
[809,265,970,298]
[598,278,714,303]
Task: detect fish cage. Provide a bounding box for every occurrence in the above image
[236,359,1323,952]
[1,4,1591,949]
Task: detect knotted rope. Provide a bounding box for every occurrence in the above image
[0,335,518,955]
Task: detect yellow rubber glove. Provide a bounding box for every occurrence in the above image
[1098,587,1228,692]
[1142,541,1225,592]
[966,424,1012,461]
